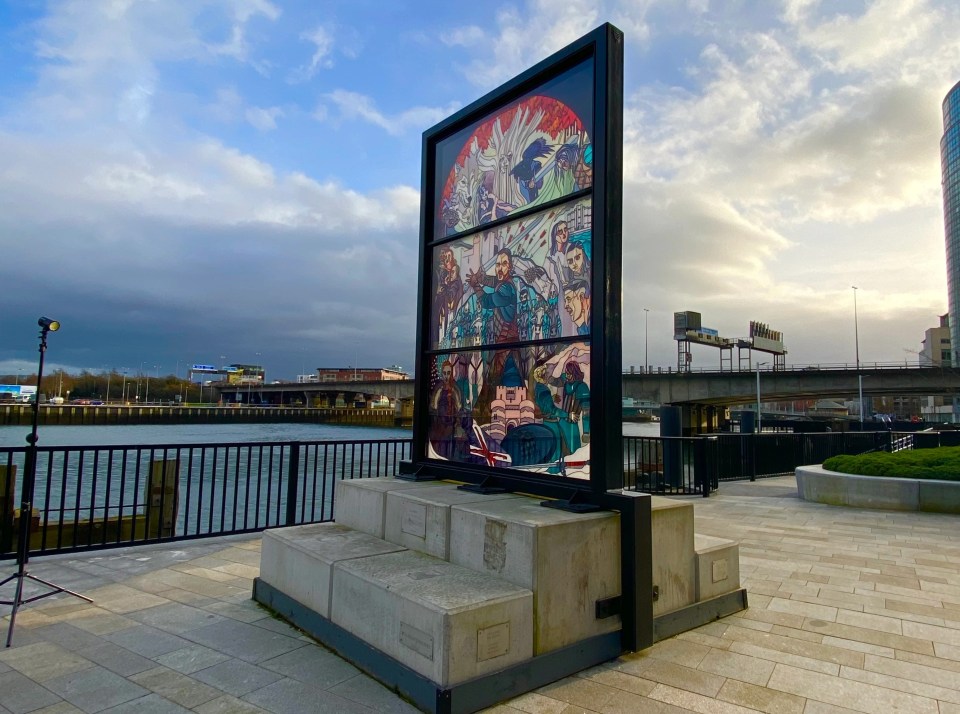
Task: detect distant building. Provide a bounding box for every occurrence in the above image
[920,314,958,422]
[225,364,264,385]
[942,81,960,362]
[187,363,264,385]
[921,314,951,366]
[315,367,409,382]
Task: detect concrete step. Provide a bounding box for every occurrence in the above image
[449,496,621,654]
[259,522,405,618]
[331,549,533,687]
[334,477,449,538]
[384,483,520,560]
[649,496,696,616]
[694,534,741,601]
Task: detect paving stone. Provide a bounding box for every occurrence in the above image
[153,644,230,675]
[129,666,220,709]
[0,669,63,713]
[98,694,192,714]
[193,695,269,714]
[127,603,226,635]
[242,678,375,714]
[29,703,85,714]
[75,641,157,677]
[182,620,305,663]
[43,665,149,712]
[0,642,93,682]
[103,624,192,658]
[28,623,103,652]
[191,659,283,696]
[259,646,359,688]
[328,674,421,714]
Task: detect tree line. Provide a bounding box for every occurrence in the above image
[0,370,208,403]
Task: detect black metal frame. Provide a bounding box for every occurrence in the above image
[408,23,624,497]
[1,320,92,648]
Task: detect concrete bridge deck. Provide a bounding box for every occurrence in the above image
[217,366,960,409]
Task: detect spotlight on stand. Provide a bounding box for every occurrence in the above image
[1,317,93,647]
[38,317,60,332]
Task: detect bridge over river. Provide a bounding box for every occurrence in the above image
[220,364,960,421]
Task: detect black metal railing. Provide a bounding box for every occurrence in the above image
[623,436,717,497]
[0,438,411,560]
[5,429,955,559]
[623,430,938,496]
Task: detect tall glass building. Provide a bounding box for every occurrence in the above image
[943,81,960,364]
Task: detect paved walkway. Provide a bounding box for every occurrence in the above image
[1,476,959,713]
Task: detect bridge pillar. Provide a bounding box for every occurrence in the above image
[680,405,722,435]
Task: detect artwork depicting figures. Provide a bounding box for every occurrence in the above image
[430,197,592,350]
[413,25,621,490]
[434,59,594,239]
[425,342,591,479]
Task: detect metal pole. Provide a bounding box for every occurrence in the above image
[859,374,864,425]
[756,363,761,433]
[3,320,92,647]
[643,308,649,372]
[852,286,860,370]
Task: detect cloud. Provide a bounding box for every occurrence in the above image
[287,25,335,82]
[320,90,460,136]
[444,0,603,89]
[4,0,960,380]
[245,105,284,131]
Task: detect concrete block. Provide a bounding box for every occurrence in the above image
[649,496,696,616]
[259,523,405,617]
[694,534,741,601]
[385,485,521,559]
[334,478,448,538]
[331,550,533,687]
[449,496,620,654]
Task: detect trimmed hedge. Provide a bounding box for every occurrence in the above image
[823,447,960,481]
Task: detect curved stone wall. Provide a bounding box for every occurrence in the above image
[795,465,960,513]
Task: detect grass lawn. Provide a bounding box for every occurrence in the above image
[823,447,960,481]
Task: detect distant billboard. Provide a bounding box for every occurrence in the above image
[674,311,702,338]
[191,364,217,372]
[749,321,785,354]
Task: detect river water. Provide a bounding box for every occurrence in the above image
[0,421,659,448]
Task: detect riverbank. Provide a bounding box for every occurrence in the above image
[0,403,407,429]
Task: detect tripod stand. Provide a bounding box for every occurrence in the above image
[1,318,92,647]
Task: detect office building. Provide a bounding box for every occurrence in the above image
[942,81,960,361]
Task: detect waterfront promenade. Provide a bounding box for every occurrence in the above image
[2,475,960,713]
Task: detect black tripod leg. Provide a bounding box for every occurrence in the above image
[23,574,93,604]
[5,574,26,648]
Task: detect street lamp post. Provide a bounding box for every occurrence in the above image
[756,361,768,433]
[858,374,864,425]
[105,369,111,404]
[643,308,649,372]
[851,286,860,371]
[852,286,863,424]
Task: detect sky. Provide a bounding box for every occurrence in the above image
[1,0,959,381]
